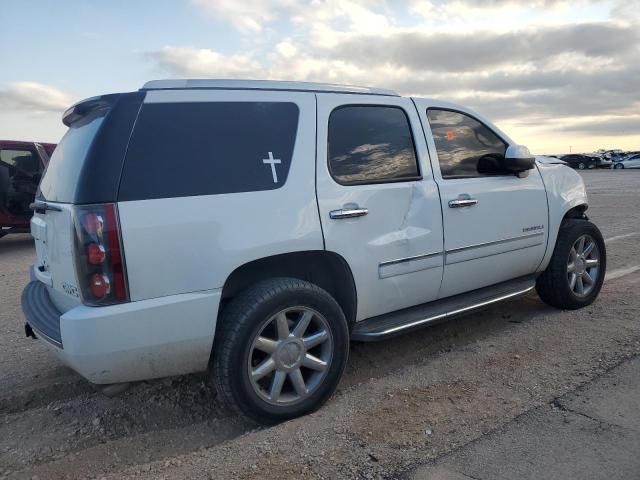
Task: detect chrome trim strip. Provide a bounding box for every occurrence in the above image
[30,324,63,349]
[379,251,443,267]
[362,285,534,338]
[445,241,544,265]
[446,232,544,254]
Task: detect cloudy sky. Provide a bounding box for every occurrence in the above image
[1,0,638,154]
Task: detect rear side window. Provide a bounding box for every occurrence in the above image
[328,106,420,185]
[427,109,507,179]
[119,102,299,201]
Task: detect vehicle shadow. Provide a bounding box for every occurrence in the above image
[0,233,34,254]
[343,293,557,390]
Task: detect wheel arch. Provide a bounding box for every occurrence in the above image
[563,204,589,221]
[537,201,589,273]
[219,250,358,327]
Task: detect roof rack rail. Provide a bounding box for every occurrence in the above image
[140,79,399,96]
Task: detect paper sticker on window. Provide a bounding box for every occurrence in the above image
[446,131,454,140]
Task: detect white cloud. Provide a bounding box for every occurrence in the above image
[146,46,264,77]
[0,82,73,113]
[160,0,640,153]
[192,0,393,39]
[275,40,298,59]
[192,0,299,33]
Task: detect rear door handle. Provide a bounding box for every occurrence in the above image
[448,198,478,208]
[329,208,368,219]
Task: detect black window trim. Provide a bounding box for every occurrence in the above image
[426,107,511,181]
[327,104,423,187]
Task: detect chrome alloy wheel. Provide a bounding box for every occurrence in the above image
[247,307,333,406]
[567,234,600,297]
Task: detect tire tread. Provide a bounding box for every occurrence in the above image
[536,218,605,310]
[211,277,347,423]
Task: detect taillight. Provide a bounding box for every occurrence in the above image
[73,203,128,305]
[87,243,106,264]
[89,273,111,299]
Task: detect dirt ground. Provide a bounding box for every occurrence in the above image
[1,170,639,479]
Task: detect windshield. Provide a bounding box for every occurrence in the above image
[38,108,107,203]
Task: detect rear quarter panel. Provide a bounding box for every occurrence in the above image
[117,90,322,301]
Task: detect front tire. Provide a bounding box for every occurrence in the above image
[614,163,624,170]
[577,162,586,170]
[212,278,349,425]
[536,219,606,310]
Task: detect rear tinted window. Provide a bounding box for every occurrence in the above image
[119,102,299,201]
[38,109,107,202]
[328,106,419,185]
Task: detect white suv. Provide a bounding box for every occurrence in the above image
[22,80,606,424]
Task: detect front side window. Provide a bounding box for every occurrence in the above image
[328,105,420,185]
[427,109,507,179]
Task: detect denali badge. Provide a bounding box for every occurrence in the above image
[523,225,545,233]
[62,282,80,298]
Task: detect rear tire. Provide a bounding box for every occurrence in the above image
[577,162,586,169]
[536,219,606,310]
[614,163,624,170]
[211,277,349,425]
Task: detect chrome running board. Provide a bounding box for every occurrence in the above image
[351,275,537,341]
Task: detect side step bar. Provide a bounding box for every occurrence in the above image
[351,275,537,341]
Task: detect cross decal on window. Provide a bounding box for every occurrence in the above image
[263,151,282,183]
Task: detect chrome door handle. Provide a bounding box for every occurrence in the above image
[329,208,368,219]
[448,198,478,208]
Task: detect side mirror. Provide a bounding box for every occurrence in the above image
[503,145,535,173]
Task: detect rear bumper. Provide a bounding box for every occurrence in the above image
[22,281,63,347]
[21,281,221,384]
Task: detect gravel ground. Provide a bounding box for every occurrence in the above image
[0,170,639,479]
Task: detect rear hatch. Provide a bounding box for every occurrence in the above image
[31,203,79,312]
[32,92,143,313]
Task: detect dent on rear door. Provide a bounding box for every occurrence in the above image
[315,94,444,321]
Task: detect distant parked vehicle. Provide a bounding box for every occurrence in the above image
[0,140,54,238]
[590,154,613,168]
[560,154,599,170]
[613,154,640,169]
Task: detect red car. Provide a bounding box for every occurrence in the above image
[0,140,55,239]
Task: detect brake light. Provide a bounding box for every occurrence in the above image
[73,203,128,305]
[89,273,110,299]
[83,213,102,236]
[87,243,106,264]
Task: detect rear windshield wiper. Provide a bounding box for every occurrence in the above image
[30,201,62,214]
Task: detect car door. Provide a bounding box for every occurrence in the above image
[414,100,548,298]
[316,94,443,321]
[628,155,640,168]
[0,147,41,222]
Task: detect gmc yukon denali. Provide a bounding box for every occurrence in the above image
[22,80,605,424]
